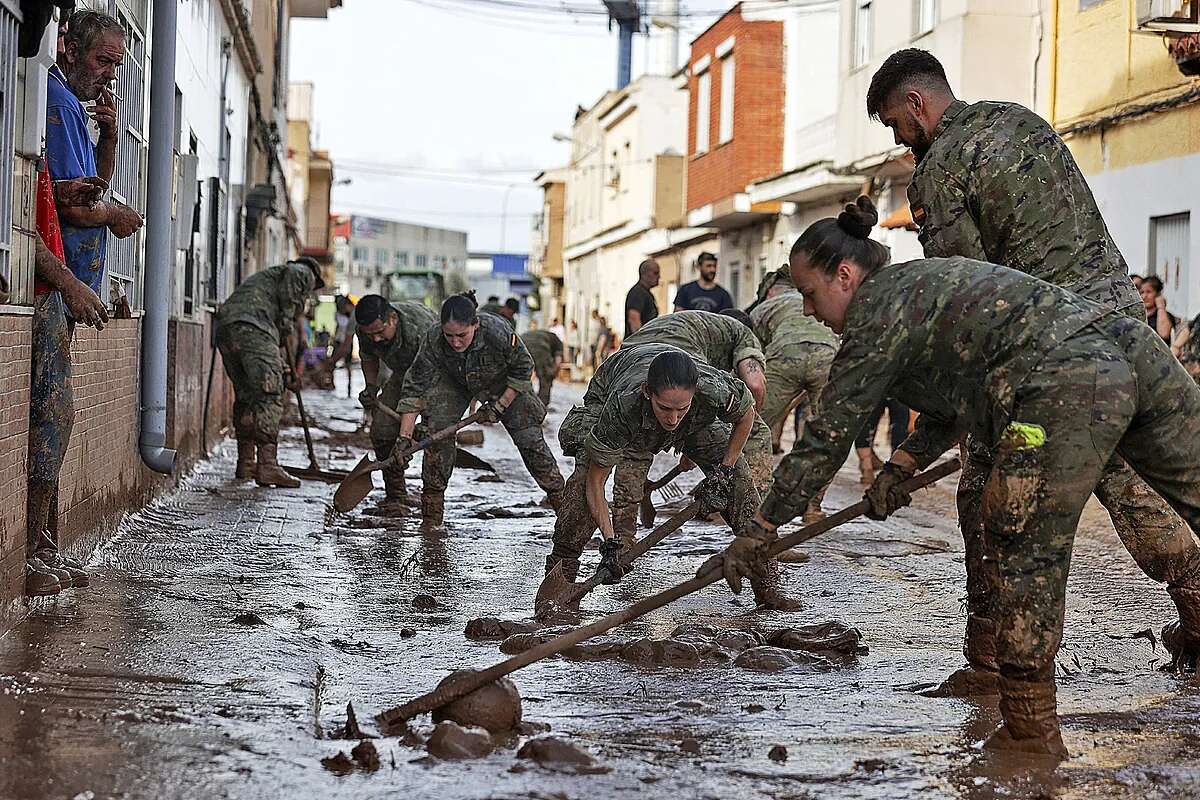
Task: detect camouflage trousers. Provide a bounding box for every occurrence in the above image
[532,357,556,407]
[420,378,564,497]
[371,367,412,460]
[969,316,1200,683]
[27,292,75,546]
[761,342,836,448]
[216,322,285,445]
[550,406,760,569]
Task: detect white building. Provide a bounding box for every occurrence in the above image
[338,214,468,299]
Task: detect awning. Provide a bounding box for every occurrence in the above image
[880,202,918,231]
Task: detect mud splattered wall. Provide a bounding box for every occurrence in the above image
[0,312,33,613]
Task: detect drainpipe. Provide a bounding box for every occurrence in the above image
[139,0,178,475]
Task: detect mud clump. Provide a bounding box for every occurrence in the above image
[563,637,627,661]
[766,621,866,657]
[500,627,572,655]
[456,430,485,446]
[734,646,834,672]
[516,736,609,774]
[620,638,701,667]
[230,612,267,626]
[320,751,355,775]
[351,740,380,772]
[464,617,538,641]
[768,744,788,762]
[679,737,701,755]
[431,670,522,733]
[426,721,493,760]
[412,594,438,611]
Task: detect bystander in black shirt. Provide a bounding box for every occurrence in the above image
[674,281,734,313]
[624,283,659,337]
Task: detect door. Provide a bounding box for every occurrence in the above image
[1150,212,1191,318]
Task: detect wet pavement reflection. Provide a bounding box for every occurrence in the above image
[1,375,1198,799]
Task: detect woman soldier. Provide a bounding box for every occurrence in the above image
[395,295,565,525]
[547,343,800,611]
[712,197,1200,757]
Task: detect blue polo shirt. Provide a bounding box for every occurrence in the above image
[46,66,107,295]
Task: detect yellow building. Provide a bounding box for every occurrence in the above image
[1052,0,1200,318]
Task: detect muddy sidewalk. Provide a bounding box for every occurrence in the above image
[0,378,1197,799]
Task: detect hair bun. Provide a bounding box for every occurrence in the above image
[459,289,479,308]
[837,195,878,240]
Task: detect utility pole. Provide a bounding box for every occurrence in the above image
[603,1,641,90]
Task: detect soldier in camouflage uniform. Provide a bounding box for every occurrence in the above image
[1173,313,1200,385]
[350,295,438,515]
[550,343,798,609]
[479,298,518,329]
[866,48,1200,687]
[620,310,774,533]
[716,202,1200,756]
[395,295,564,525]
[520,328,564,407]
[215,258,322,488]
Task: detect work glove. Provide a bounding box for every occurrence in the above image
[597,539,626,585]
[393,435,417,466]
[864,462,915,520]
[694,463,737,514]
[697,520,776,594]
[477,400,505,425]
[358,384,380,411]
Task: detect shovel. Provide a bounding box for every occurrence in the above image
[372,402,496,473]
[375,458,961,734]
[332,411,486,512]
[639,464,688,528]
[282,368,347,483]
[535,500,701,619]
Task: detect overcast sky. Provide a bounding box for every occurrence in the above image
[288,1,721,254]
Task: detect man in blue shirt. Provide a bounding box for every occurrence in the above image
[674,252,734,313]
[46,10,143,298]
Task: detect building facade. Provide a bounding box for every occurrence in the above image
[529,167,567,328]
[336,214,468,300]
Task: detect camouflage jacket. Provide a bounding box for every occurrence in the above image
[909,100,1140,317]
[572,343,753,468]
[1179,313,1200,383]
[521,329,564,365]
[357,301,437,378]
[216,262,314,341]
[760,257,1111,526]
[397,312,534,412]
[622,310,765,372]
[479,304,516,330]
[751,291,838,355]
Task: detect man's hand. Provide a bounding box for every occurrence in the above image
[92,87,118,140]
[393,435,417,466]
[695,463,736,513]
[597,539,626,585]
[358,384,380,410]
[864,462,915,520]
[61,278,109,330]
[53,177,107,208]
[697,519,776,593]
[477,400,505,425]
[107,202,144,239]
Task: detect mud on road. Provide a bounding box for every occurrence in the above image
[0,377,1198,799]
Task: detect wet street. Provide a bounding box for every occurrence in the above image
[1,375,1198,800]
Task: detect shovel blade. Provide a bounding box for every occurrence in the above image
[454,448,496,472]
[333,454,378,512]
[533,562,577,618]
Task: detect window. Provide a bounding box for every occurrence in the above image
[913,0,937,36]
[853,1,872,69]
[415,254,427,268]
[719,55,735,144]
[0,3,18,298]
[395,250,409,267]
[352,245,368,261]
[375,247,389,266]
[695,70,711,154]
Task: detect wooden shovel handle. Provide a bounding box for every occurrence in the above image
[376,458,960,732]
[644,464,686,495]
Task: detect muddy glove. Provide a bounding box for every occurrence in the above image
[477,400,505,425]
[864,462,915,520]
[694,463,736,513]
[697,520,775,594]
[393,435,417,466]
[597,539,626,585]
[358,384,380,411]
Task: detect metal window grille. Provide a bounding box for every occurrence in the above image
[104,9,148,309]
[0,2,18,296]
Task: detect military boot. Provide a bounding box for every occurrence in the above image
[802,487,828,526]
[235,439,256,479]
[544,554,579,583]
[25,559,61,597]
[612,505,638,547]
[421,491,445,527]
[751,561,804,612]
[1162,586,1200,673]
[34,531,88,588]
[365,463,412,517]
[923,613,1001,697]
[984,677,1069,760]
[255,443,301,488]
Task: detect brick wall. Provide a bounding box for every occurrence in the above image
[0,312,32,620]
[686,7,785,211]
[168,313,233,461]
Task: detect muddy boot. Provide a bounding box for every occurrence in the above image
[544,554,579,583]
[802,487,828,526]
[255,444,301,488]
[34,533,88,588]
[984,677,1069,760]
[856,447,878,487]
[924,614,1001,697]
[421,491,445,527]
[366,463,413,517]
[235,439,256,479]
[1162,586,1200,673]
[25,559,61,597]
[751,561,804,612]
[612,505,638,547]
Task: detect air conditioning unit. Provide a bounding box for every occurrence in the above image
[1137,0,1199,33]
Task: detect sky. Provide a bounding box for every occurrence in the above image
[288,1,725,254]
